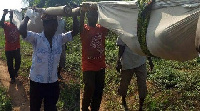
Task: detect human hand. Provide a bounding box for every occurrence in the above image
[81,2,97,12]
[149,62,154,71]
[72,7,80,16]
[116,60,122,73]
[81,3,90,12]
[3,9,8,15]
[147,57,154,71]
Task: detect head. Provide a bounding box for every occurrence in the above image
[41,14,58,37]
[86,10,98,27]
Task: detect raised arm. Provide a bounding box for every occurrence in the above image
[147,57,154,71]
[80,9,85,34]
[116,44,125,73]
[19,16,30,38]
[71,7,80,37]
[0,9,8,28]
[68,7,80,37]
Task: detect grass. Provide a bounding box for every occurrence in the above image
[0,28,80,111]
[0,85,12,111]
[80,30,200,110]
[1,25,200,110]
[0,29,12,111]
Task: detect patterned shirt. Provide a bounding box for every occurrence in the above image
[3,22,20,51]
[23,31,72,83]
[81,24,108,71]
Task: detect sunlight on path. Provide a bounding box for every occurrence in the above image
[0,60,29,111]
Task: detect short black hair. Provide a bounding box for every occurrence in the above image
[43,19,57,26]
[86,10,98,18]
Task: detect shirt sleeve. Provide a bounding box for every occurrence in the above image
[23,31,37,45]
[116,37,126,46]
[61,31,73,44]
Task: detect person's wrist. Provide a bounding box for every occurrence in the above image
[117,58,121,62]
[24,16,30,22]
[25,16,30,19]
[117,59,121,65]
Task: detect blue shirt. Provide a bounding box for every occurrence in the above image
[23,31,72,83]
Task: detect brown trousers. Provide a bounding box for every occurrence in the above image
[118,64,147,99]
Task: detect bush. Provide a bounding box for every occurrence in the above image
[0,86,12,111]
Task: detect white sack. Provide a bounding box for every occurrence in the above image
[147,6,200,61]
[27,12,43,33]
[13,10,23,29]
[13,9,67,33]
[97,1,200,61]
[98,1,143,56]
[195,13,200,52]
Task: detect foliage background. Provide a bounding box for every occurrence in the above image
[0,0,200,110]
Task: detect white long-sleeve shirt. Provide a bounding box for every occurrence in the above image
[23,31,72,83]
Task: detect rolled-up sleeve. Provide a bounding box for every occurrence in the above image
[23,31,37,45]
[61,31,72,44]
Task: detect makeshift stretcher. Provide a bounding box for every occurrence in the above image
[13,0,200,61]
[95,0,200,61]
[13,5,79,33]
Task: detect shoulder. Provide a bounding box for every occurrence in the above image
[27,31,41,37]
[97,24,108,31]
[3,22,9,26]
[96,24,106,29]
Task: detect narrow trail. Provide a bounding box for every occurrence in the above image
[0,60,30,111]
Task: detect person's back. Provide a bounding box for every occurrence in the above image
[0,9,20,51]
[81,23,108,71]
[121,44,146,70]
[3,21,20,51]
[116,37,153,111]
[0,9,21,84]
[80,8,108,111]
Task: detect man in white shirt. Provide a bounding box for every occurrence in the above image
[116,37,153,111]
[19,10,79,111]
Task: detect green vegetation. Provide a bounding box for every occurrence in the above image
[66,29,200,110]
[0,29,12,111]
[137,0,154,56]
[0,86,12,111]
[0,0,199,110]
[0,28,80,110]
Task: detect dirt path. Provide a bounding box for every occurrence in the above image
[80,91,106,111]
[0,60,30,111]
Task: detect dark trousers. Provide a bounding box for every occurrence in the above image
[30,80,60,111]
[82,69,105,111]
[5,48,21,79]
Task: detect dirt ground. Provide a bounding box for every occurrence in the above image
[0,59,107,111]
[0,60,30,111]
